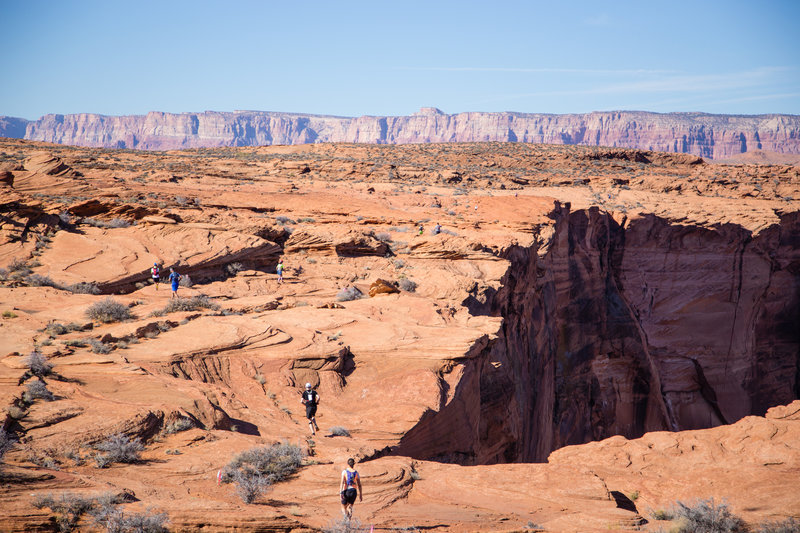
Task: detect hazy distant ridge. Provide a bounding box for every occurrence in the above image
[2,108,799,159]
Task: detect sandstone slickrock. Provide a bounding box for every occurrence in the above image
[1,138,798,532]
[2,109,799,159]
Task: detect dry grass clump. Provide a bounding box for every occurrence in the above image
[672,499,747,533]
[93,433,144,468]
[45,322,83,336]
[32,492,96,533]
[160,295,219,314]
[0,428,16,462]
[398,278,417,292]
[33,492,168,533]
[86,298,133,323]
[222,442,305,503]
[329,426,351,437]
[26,351,53,377]
[24,379,55,402]
[162,417,195,435]
[336,286,363,302]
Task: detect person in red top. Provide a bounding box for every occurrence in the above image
[151,263,160,290]
[339,458,362,520]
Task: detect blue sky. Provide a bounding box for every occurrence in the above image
[1,0,798,119]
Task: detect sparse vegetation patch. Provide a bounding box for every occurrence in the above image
[86,298,133,323]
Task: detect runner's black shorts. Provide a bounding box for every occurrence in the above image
[305,404,317,419]
[340,488,357,505]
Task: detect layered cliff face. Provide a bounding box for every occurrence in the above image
[395,206,800,463]
[6,109,800,159]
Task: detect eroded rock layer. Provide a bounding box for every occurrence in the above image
[2,109,799,159]
[395,206,800,463]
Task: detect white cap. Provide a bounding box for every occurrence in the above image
[305,383,312,389]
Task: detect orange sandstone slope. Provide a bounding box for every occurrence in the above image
[0,139,799,532]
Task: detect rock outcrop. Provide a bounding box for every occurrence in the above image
[3,109,799,159]
[394,205,800,464]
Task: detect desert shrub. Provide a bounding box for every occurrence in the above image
[179,274,193,287]
[298,217,316,223]
[7,257,28,272]
[275,215,296,225]
[323,517,367,533]
[94,434,144,467]
[45,322,82,336]
[161,295,219,313]
[26,274,61,288]
[374,232,392,242]
[27,351,53,377]
[162,418,194,435]
[329,426,351,437]
[65,282,100,294]
[0,268,7,281]
[87,338,112,354]
[24,379,55,402]
[650,508,675,521]
[82,217,130,229]
[86,298,133,323]
[673,499,748,533]
[398,278,417,292]
[336,286,363,302]
[0,428,16,462]
[393,259,405,268]
[222,442,305,502]
[254,374,266,385]
[32,492,96,533]
[231,469,271,504]
[757,518,799,533]
[7,405,27,419]
[3,310,18,318]
[93,506,169,533]
[225,262,243,276]
[64,339,88,347]
[58,212,73,225]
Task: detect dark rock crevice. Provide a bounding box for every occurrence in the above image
[394,206,800,465]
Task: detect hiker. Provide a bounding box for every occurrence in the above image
[168,267,181,298]
[301,382,319,435]
[276,259,284,283]
[417,224,424,236]
[151,262,160,290]
[339,458,362,520]
[432,223,441,235]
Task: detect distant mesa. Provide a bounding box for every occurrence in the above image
[1,108,799,159]
[413,107,446,116]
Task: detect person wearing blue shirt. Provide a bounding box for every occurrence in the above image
[168,267,182,298]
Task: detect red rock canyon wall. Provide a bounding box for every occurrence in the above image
[393,206,800,463]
